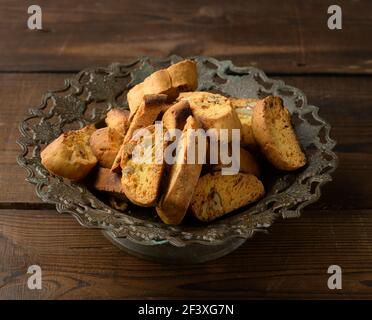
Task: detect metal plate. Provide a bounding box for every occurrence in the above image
[17,56,338,254]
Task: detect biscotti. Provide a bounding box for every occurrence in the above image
[190,172,265,222]
[89,127,123,169]
[179,91,242,142]
[111,94,168,172]
[41,125,97,181]
[125,94,168,141]
[120,125,167,206]
[230,97,258,147]
[127,60,198,114]
[162,100,192,131]
[88,166,126,197]
[252,96,306,171]
[127,70,172,115]
[105,108,130,137]
[167,59,198,92]
[156,116,204,225]
[126,83,144,115]
[210,147,261,177]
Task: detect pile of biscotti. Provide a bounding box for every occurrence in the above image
[41,59,306,225]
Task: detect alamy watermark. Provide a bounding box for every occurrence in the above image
[327,265,342,290]
[27,265,42,290]
[27,5,42,30]
[327,5,342,30]
[126,121,241,175]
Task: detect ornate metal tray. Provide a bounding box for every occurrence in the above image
[17,56,337,263]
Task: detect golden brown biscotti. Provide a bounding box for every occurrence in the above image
[143,69,176,99]
[126,60,198,114]
[210,147,261,177]
[89,127,123,169]
[127,71,173,115]
[127,83,144,114]
[230,97,259,147]
[156,116,204,225]
[178,92,241,142]
[120,125,167,207]
[252,96,306,171]
[162,100,192,131]
[105,108,130,137]
[111,94,168,173]
[167,59,198,92]
[41,125,97,181]
[190,172,265,222]
[125,94,168,142]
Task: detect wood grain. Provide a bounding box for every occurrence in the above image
[1,0,372,300]
[1,74,371,209]
[1,0,372,73]
[1,209,372,299]
[0,74,70,204]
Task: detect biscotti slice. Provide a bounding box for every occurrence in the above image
[156,116,204,225]
[179,92,242,142]
[162,100,192,131]
[176,91,194,101]
[210,147,261,177]
[252,96,306,171]
[121,125,167,206]
[126,60,198,114]
[41,125,97,181]
[167,59,198,92]
[127,70,175,114]
[125,94,168,141]
[127,83,144,114]
[111,94,168,173]
[87,166,126,197]
[89,127,123,168]
[230,97,259,147]
[105,108,130,137]
[143,69,176,97]
[190,172,265,222]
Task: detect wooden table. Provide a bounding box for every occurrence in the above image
[1,0,372,299]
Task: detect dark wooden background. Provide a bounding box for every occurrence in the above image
[1,0,372,299]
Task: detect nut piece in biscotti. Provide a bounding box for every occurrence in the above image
[167,59,198,92]
[156,116,204,225]
[121,125,167,207]
[111,94,168,173]
[105,108,130,137]
[210,147,261,177]
[252,96,306,171]
[230,97,259,147]
[191,172,265,222]
[41,125,97,181]
[179,92,242,142]
[89,127,123,169]
[162,100,192,131]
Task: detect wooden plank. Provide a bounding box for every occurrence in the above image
[1,209,372,299]
[277,75,372,210]
[0,0,372,73]
[1,73,371,209]
[0,74,70,204]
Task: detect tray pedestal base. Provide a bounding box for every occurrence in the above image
[102,230,246,264]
